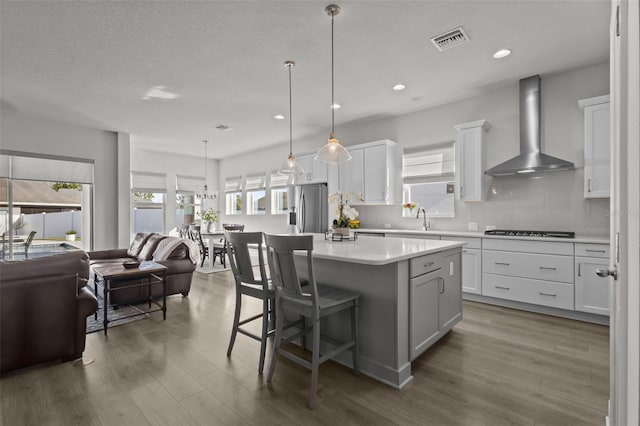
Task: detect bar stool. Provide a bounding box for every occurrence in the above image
[225,231,274,374]
[264,233,360,409]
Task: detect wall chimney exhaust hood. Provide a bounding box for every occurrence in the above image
[485,75,574,176]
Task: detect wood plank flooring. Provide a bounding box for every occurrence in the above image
[0,270,609,425]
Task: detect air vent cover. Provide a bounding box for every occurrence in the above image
[215,125,234,132]
[430,27,469,51]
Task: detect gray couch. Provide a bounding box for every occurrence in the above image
[88,233,196,305]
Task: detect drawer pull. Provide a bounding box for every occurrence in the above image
[539,266,557,271]
[495,285,510,290]
[423,262,434,268]
[539,292,557,297]
[495,262,510,266]
[586,249,606,253]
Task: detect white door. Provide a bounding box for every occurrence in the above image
[607,1,639,424]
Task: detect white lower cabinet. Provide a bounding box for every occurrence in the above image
[482,273,575,310]
[461,248,482,294]
[409,249,462,361]
[575,252,610,316]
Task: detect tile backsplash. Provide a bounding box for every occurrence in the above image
[357,170,610,237]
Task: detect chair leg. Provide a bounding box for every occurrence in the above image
[258,298,269,374]
[200,251,206,267]
[309,316,321,410]
[299,315,307,349]
[267,305,284,383]
[352,301,360,375]
[227,289,242,357]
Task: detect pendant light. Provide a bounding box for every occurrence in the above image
[279,61,305,176]
[196,139,216,201]
[315,4,351,165]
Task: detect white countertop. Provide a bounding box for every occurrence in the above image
[355,228,609,244]
[302,234,464,266]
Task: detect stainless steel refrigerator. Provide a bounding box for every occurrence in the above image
[291,183,328,233]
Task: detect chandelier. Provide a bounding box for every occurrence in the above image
[196,139,216,200]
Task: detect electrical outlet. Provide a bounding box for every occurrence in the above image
[468,222,479,231]
[485,225,496,231]
[384,223,392,229]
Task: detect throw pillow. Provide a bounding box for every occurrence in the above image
[137,234,167,261]
[128,233,153,258]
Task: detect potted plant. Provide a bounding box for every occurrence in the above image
[329,192,359,236]
[198,208,220,232]
[65,230,77,241]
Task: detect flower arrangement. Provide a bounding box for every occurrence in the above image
[329,192,359,229]
[403,202,417,212]
[198,208,220,223]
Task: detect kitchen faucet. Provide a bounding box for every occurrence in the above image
[416,207,430,231]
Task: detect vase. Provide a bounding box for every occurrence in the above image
[66,234,76,241]
[334,227,350,237]
[207,222,217,233]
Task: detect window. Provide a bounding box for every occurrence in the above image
[175,175,204,226]
[270,171,291,215]
[224,176,242,215]
[131,171,166,233]
[245,173,266,215]
[402,142,455,218]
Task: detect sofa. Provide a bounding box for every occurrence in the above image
[87,233,198,305]
[0,250,98,374]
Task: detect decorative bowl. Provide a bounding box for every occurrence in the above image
[122,261,141,269]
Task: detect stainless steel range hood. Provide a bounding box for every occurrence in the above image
[485,75,574,176]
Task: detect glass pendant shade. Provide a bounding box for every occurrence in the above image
[316,4,350,165]
[279,60,305,176]
[314,132,352,164]
[279,154,305,175]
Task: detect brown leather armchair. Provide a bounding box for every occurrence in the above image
[0,250,98,374]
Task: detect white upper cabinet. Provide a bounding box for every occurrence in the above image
[337,139,397,204]
[578,95,610,198]
[338,148,364,200]
[454,120,491,202]
[293,152,328,184]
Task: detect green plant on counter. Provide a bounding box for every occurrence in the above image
[65,230,77,235]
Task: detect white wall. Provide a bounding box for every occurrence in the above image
[0,108,121,249]
[129,148,219,233]
[218,62,610,237]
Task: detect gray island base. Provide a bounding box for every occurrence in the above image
[293,235,464,388]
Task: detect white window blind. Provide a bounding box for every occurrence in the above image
[245,173,266,191]
[3,153,94,183]
[225,176,243,193]
[270,171,291,188]
[176,175,204,194]
[131,171,167,192]
[402,142,455,183]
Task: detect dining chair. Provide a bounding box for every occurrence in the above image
[190,225,209,267]
[225,231,275,374]
[264,233,360,409]
[212,224,244,268]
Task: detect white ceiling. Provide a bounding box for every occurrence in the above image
[1,0,610,159]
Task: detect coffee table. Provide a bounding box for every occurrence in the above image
[92,261,168,335]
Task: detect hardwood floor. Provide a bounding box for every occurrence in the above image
[1,271,609,425]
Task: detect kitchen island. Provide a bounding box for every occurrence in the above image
[294,234,464,388]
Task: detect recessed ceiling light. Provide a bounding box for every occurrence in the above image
[274,114,285,120]
[393,84,406,91]
[330,103,341,109]
[493,49,512,59]
[142,85,178,100]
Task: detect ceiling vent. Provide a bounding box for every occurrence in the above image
[215,125,234,132]
[430,27,469,51]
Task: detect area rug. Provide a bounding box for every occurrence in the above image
[86,291,149,333]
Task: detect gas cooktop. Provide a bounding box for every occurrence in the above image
[484,229,575,238]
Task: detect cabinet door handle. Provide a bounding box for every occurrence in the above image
[495,262,510,266]
[586,249,606,253]
[495,285,510,290]
[439,277,445,294]
[460,186,464,197]
[539,266,557,271]
[578,262,582,277]
[587,178,591,192]
[539,292,557,297]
